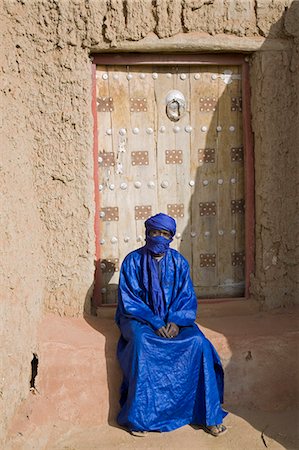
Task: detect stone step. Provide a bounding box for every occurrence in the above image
[7,306,299,449]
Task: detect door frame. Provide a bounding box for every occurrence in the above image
[91,53,255,307]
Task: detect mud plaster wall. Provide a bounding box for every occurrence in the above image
[250,41,299,307]
[0,0,298,443]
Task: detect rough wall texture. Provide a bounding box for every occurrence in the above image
[249,1,299,307]
[0,0,298,444]
[1,3,46,443]
[250,53,298,306]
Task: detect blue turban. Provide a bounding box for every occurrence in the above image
[145,213,176,237]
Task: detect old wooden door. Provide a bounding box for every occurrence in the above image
[95,62,246,304]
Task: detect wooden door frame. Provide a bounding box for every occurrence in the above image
[91,53,255,307]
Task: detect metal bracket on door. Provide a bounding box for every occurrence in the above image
[131,151,149,166]
[199,97,217,112]
[98,152,115,167]
[199,202,217,216]
[100,258,119,273]
[130,98,147,112]
[200,253,216,267]
[165,150,183,164]
[135,205,152,220]
[231,97,242,112]
[198,148,216,164]
[231,199,245,214]
[231,147,243,162]
[167,204,184,218]
[212,70,241,85]
[97,97,114,112]
[231,252,245,266]
[100,207,119,221]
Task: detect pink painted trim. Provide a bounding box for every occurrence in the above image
[91,62,102,308]
[92,53,245,66]
[242,61,255,298]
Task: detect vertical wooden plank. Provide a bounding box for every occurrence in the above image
[93,65,100,261]
[190,65,219,294]
[105,66,132,302]
[92,63,102,308]
[128,66,158,245]
[217,64,232,295]
[232,65,245,289]
[171,66,192,263]
[109,65,137,261]
[217,65,244,297]
[96,65,118,304]
[154,67,177,246]
[242,60,255,298]
[188,66,202,287]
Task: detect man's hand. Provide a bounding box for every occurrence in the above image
[166,322,179,338]
[155,326,170,338]
[156,323,179,338]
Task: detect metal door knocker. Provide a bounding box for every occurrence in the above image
[165,90,186,122]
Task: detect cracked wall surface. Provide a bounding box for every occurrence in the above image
[0,0,298,444]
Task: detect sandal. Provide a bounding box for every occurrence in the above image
[130,430,148,437]
[202,424,227,437]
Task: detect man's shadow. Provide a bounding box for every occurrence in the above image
[83,308,122,428]
[84,3,298,445]
[84,262,122,427]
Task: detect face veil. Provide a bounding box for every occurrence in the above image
[144,213,176,255]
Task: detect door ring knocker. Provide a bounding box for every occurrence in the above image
[165,90,186,122]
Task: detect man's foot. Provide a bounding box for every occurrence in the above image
[130,430,148,437]
[202,424,227,437]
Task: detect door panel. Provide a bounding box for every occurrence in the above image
[96,64,245,303]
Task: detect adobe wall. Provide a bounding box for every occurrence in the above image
[1,0,298,444]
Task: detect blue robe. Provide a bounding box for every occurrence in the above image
[115,247,228,432]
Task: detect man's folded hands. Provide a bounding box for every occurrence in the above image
[156,322,179,338]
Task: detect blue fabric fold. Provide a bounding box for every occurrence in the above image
[143,213,176,319]
[115,248,198,329]
[142,252,166,318]
[115,247,228,431]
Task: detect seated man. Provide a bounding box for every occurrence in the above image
[115,213,228,437]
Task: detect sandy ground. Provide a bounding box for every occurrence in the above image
[7,408,298,450]
[6,309,299,450]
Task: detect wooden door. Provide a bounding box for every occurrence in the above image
[95,64,245,303]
